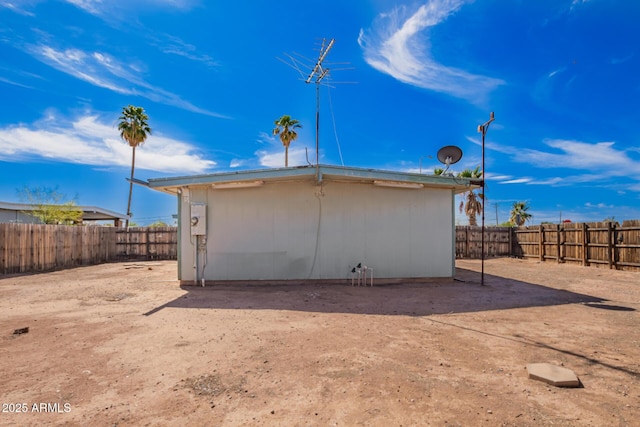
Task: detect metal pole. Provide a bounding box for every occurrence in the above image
[481,129,485,286]
[316,80,320,180]
[478,112,494,286]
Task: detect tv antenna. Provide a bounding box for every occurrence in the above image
[437,145,463,175]
[278,38,355,176]
[307,38,333,176]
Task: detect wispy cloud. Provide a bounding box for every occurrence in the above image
[532,65,579,107]
[485,137,640,191]
[358,0,504,104]
[0,1,36,16]
[255,132,310,168]
[610,53,634,65]
[585,202,614,209]
[64,0,197,16]
[499,178,532,184]
[0,113,216,174]
[229,159,246,168]
[26,44,229,118]
[64,0,103,15]
[0,76,35,89]
[514,139,640,175]
[158,34,219,68]
[569,0,591,11]
[62,1,217,68]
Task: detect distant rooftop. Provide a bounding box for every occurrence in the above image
[0,201,129,222]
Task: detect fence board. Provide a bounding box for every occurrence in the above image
[457,221,640,272]
[456,226,512,259]
[0,225,177,275]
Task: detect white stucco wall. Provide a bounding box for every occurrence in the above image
[179,180,455,282]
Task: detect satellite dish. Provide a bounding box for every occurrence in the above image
[437,145,463,174]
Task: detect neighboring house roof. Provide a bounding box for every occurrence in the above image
[145,164,479,194]
[0,201,129,221]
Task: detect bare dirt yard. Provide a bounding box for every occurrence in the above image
[1,258,638,426]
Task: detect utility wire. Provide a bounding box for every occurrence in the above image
[326,85,345,166]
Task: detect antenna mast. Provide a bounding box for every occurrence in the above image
[278,38,354,177]
[306,38,335,179]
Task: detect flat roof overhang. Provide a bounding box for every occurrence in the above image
[145,164,479,195]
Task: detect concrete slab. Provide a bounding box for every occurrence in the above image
[526,363,580,387]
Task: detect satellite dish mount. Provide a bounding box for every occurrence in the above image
[437,145,463,175]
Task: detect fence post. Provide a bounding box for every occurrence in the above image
[607,221,613,269]
[146,227,150,259]
[582,222,588,266]
[539,224,544,262]
[509,226,513,257]
[612,223,619,270]
[464,227,468,258]
[556,223,561,263]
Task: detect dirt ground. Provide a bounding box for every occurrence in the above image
[0,258,638,427]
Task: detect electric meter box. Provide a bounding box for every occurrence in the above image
[190,204,207,235]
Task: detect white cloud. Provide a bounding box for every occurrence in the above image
[64,0,196,16]
[27,44,228,118]
[256,147,309,168]
[486,138,640,189]
[0,113,216,174]
[548,67,565,78]
[487,174,513,181]
[0,1,36,15]
[229,159,245,168]
[499,178,532,184]
[158,34,219,68]
[570,0,591,11]
[255,132,311,168]
[530,177,564,186]
[0,76,34,89]
[515,139,640,174]
[358,0,504,103]
[585,202,614,209]
[65,0,103,15]
[61,1,217,69]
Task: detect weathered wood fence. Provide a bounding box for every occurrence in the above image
[3,221,639,275]
[0,224,177,275]
[456,220,640,271]
[116,227,178,261]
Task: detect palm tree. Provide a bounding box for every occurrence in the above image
[510,201,532,226]
[458,167,483,226]
[118,105,152,228]
[272,115,301,167]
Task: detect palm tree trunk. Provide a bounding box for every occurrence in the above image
[285,144,289,167]
[125,145,136,228]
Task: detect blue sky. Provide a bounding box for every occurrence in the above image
[1,0,639,225]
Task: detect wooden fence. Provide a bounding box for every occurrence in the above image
[3,222,638,275]
[456,220,640,272]
[455,226,513,259]
[116,227,178,261]
[0,224,177,275]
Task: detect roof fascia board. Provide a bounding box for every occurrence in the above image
[146,164,478,193]
[147,166,315,190]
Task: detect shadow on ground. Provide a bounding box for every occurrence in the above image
[143,268,605,317]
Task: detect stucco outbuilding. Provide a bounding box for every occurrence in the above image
[146,165,478,285]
